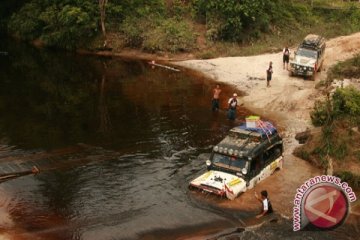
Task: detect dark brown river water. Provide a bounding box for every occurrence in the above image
[1,39,359,240]
[0,39,254,240]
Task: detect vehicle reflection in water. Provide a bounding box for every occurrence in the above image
[0,39,252,240]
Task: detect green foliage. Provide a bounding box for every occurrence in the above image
[8,0,98,49]
[310,100,331,126]
[311,86,360,126]
[327,54,360,81]
[121,16,196,52]
[309,84,360,164]
[143,18,196,52]
[40,5,97,49]
[191,0,315,42]
[192,0,272,41]
[268,1,314,30]
[8,2,44,40]
[5,0,360,52]
[297,149,310,161]
[166,0,191,19]
[332,86,360,118]
[120,16,154,48]
[335,171,360,188]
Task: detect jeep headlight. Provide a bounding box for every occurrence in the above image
[242,168,247,175]
[206,160,211,166]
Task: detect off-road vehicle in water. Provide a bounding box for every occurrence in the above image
[189,121,283,200]
[289,34,326,80]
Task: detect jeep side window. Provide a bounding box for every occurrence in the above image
[263,146,282,165]
[250,156,262,177]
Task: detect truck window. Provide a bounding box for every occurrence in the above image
[250,156,262,177]
[263,146,282,165]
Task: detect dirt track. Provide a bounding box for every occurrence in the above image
[175,32,360,220]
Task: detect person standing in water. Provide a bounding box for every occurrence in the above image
[212,84,222,111]
[255,190,273,218]
[227,93,238,120]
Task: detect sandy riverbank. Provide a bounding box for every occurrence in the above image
[174,32,360,239]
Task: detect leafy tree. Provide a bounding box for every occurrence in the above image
[191,0,273,41]
[99,0,108,47]
[8,0,98,49]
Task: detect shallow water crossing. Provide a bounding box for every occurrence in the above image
[0,39,254,240]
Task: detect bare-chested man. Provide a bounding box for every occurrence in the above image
[212,84,222,111]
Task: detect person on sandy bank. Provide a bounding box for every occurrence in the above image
[266,61,273,87]
[227,93,238,120]
[212,84,222,111]
[283,46,290,70]
[255,190,273,218]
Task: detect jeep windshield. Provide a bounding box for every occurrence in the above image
[297,48,317,59]
[212,153,247,172]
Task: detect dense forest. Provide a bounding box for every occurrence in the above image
[1,0,360,55]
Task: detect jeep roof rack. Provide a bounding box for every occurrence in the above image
[300,34,323,50]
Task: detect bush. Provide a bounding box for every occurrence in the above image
[335,171,360,188]
[143,19,196,52]
[311,86,360,126]
[39,5,97,49]
[121,16,196,52]
[8,2,44,40]
[328,54,360,81]
[192,0,272,42]
[332,86,360,118]
[8,1,98,49]
[310,100,331,126]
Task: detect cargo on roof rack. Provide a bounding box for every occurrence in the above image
[300,34,325,50]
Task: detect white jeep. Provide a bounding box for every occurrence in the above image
[289,34,326,80]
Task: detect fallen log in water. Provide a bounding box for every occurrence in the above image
[0,166,39,183]
[148,61,180,72]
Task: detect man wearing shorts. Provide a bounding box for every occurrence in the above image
[266,61,273,87]
[212,84,222,111]
[283,46,290,70]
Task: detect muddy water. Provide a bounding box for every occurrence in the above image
[0,39,253,239]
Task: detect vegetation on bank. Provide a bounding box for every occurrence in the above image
[294,55,360,187]
[1,0,360,55]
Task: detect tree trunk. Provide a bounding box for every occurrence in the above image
[99,0,108,47]
[98,61,112,133]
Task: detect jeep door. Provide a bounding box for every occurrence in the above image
[247,145,283,189]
